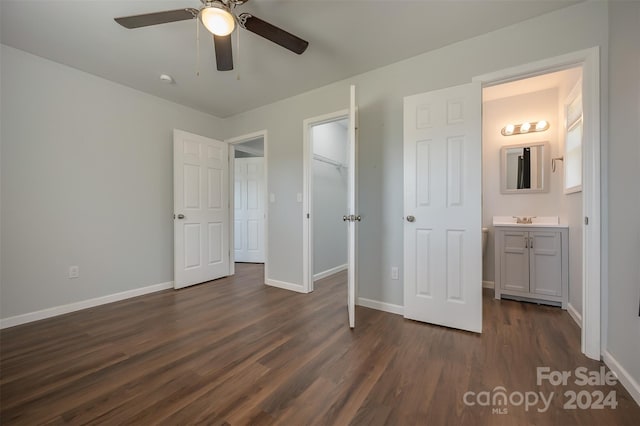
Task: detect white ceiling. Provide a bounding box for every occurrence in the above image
[0,0,580,118]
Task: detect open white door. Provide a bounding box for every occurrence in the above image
[403,82,482,333]
[174,129,230,289]
[347,85,358,328]
[234,157,265,263]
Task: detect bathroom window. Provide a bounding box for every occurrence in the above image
[564,81,583,194]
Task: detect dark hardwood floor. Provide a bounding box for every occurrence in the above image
[1,263,638,425]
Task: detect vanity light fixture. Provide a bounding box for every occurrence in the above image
[504,124,515,135]
[536,120,549,131]
[501,120,550,136]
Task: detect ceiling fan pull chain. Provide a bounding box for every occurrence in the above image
[196,17,200,77]
[236,25,241,80]
[233,2,240,80]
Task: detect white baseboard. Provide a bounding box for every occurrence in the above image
[482,280,495,289]
[265,278,307,293]
[603,350,640,407]
[0,281,174,329]
[357,297,404,316]
[314,264,348,281]
[566,302,583,328]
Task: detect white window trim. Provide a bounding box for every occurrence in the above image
[564,79,583,194]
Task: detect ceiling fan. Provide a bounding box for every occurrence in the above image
[114,0,309,71]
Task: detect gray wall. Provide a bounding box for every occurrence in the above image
[312,121,348,276]
[224,1,609,306]
[0,45,224,318]
[564,188,583,315]
[606,0,640,390]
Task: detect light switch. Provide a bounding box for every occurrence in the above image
[296,193,302,203]
[270,193,276,203]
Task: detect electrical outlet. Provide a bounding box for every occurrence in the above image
[69,266,80,279]
[391,266,399,280]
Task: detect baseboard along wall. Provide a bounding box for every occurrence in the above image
[0,281,174,329]
[603,351,640,407]
[567,303,583,328]
[313,264,348,281]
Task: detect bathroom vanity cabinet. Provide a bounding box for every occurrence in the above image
[494,225,568,308]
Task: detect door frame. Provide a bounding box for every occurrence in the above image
[302,109,349,293]
[473,47,602,360]
[225,130,269,280]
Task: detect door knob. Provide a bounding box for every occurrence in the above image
[406,215,415,222]
[355,215,361,222]
[343,215,349,221]
[176,214,185,219]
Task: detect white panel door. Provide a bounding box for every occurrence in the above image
[174,129,229,289]
[347,85,358,329]
[234,157,265,263]
[403,82,482,333]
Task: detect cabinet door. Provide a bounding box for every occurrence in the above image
[500,230,529,293]
[529,231,562,296]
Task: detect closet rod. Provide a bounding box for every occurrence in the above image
[313,153,345,168]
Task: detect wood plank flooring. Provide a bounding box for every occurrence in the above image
[1,263,639,425]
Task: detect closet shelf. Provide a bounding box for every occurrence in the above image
[313,153,346,169]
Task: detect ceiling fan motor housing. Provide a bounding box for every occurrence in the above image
[200,1,236,36]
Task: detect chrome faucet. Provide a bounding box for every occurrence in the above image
[513,216,536,224]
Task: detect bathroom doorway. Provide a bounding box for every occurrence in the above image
[475,48,602,360]
[482,66,584,316]
[480,67,585,322]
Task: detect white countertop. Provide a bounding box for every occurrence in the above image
[492,223,568,228]
[492,216,568,228]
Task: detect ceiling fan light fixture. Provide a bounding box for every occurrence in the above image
[200,3,235,36]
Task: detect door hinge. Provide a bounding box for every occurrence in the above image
[584,216,589,225]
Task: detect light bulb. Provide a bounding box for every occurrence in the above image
[504,124,515,135]
[200,4,235,36]
[520,122,531,133]
[535,120,548,131]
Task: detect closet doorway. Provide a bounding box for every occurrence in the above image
[303,111,350,291]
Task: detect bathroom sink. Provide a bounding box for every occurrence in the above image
[492,216,565,227]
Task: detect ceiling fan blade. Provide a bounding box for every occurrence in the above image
[214,35,234,71]
[238,13,309,55]
[114,8,198,29]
